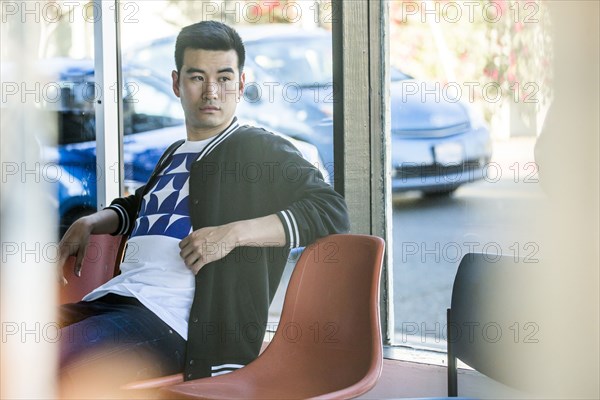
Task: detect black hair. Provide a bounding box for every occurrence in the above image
[174,21,245,75]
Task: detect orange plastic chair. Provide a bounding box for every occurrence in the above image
[60,234,127,304]
[162,234,386,400]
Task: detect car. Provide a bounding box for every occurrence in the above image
[37,58,328,236]
[126,25,492,196]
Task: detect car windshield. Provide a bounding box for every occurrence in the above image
[246,37,332,87]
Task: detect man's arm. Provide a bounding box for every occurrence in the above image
[180,131,350,276]
[57,209,120,283]
[179,214,285,275]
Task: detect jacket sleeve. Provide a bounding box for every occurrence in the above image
[104,185,144,236]
[266,135,350,248]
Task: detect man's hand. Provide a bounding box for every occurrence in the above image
[179,224,238,275]
[179,214,286,275]
[56,209,120,285]
[57,217,94,285]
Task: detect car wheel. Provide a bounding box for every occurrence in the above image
[59,207,95,239]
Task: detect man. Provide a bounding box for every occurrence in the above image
[57,20,349,392]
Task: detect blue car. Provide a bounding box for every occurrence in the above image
[39,58,184,235]
[127,25,492,196]
[43,58,326,236]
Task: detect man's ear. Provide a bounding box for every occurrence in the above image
[239,71,245,97]
[172,70,180,98]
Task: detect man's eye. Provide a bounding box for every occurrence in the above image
[219,76,231,82]
[191,76,204,81]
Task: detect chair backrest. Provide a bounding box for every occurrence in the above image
[268,234,386,398]
[60,234,126,304]
[447,253,544,396]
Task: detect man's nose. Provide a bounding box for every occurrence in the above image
[202,82,219,99]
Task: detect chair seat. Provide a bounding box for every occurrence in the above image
[164,351,376,399]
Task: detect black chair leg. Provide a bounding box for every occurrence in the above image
[447,308,458,397]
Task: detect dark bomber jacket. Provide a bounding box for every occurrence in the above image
[107,120,350,380]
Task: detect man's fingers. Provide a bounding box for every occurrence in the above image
[58,240,81,280]
[179,234,191,249]
[57,253,69,272]
[179,227,230,273]
[179,244,193,260]
[190,259,206,275]
[57,258,70,286]
[74,248,87,277]
[180,243,205,273]
[183,252,202,268]
[179,234,205,262]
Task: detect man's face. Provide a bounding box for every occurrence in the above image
[172,48,245,139]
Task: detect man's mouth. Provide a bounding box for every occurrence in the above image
[199,105,220,111]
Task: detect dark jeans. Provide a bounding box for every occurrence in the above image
[59,293,186,393]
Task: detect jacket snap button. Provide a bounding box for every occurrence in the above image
[193,199,199,205]
[189,359,194,365]
[192,316,198,323]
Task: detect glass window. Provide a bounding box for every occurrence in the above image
[247,37,332,86]
[387,0,552,357]
[124,77,183,135]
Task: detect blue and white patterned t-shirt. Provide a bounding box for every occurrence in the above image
[84,138,212,339]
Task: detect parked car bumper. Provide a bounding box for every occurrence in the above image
[391,157,490,192]
[391,126,492,193]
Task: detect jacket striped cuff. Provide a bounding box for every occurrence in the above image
[211,363,244,377]
[105,204,130,236]
[277,209,300,249]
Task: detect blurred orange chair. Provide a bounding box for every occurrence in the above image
[158,234,386,399]
[60,234,126,304]
[59,233,184,398]
[60,234,185,394]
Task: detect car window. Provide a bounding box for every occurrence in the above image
[124,79,183,135]
[127,42,173,81]
[246,37,332,86]
[57,72,183,144]
[57,81,96,145]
